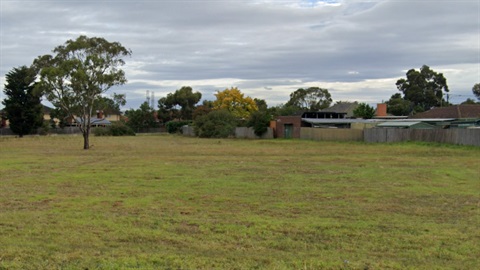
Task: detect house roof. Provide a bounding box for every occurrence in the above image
[377,121,434,128]
[75,117,111,125]
[302,118,382,124]
[322,102,359,117]
[410,105,480,119]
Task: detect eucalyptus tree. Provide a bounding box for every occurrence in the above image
[94,93,126,116]
[386,93,412,116]
[396,65,449,113]
[34,36,131,149]
[286,87,332,111]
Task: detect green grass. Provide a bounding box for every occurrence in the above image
[0,135,479,269]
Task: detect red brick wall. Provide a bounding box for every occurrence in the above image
[275,116,302,138]
[376,103,387,117]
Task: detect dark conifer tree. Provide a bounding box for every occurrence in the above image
[2,66,43,137]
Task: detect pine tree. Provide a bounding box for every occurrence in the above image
[2,66,43,137]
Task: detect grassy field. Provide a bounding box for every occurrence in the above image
[0,134,479,269]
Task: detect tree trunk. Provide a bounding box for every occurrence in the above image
[82,123,91,150]
[83,130,89,150]
[82,108,92,150]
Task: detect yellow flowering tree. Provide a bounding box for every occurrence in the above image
[212,87,258,119]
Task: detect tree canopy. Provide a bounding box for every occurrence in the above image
[268,104,301,117]
[396,65,449,113]
[193,109,238,138]
[158,86,201,121]
[125,102,157,132]
[2,66,43,137]
[461,98,478,105]
[33,35,131,149]
[212,87,258,119]
[286,87,332,111]
[93,93,126,116]
[472,83,480,101]
[353,103,376,119]
[247,110,271,137]
[386,93,412,116]
[254,98,268,112]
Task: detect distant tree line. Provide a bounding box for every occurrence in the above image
[2,34,479,143]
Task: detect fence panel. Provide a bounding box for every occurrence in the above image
[364,128,480,146]
[182,125,195,136]
[300,128,364,141]
[235,127,273,139]
[0,128,15,136]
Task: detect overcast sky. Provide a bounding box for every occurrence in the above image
[1,0,479,109]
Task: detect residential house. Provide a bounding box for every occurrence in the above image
[410,104,480,119]
[100,109,123,122]
[409,104,480,128]
[74,116,111,127]
[321,102,359,118]
[275,103,363,138]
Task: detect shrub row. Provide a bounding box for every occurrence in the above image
[93,122,135,136]
[166,121,192,134]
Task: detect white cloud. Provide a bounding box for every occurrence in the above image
[1,0,478,109]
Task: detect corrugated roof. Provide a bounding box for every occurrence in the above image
[302,118,382,124]
[377,121,434,128]
[377,121,421,127]
[75,117,111,125]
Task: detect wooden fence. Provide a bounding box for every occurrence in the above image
[182,125,195,136]
[300,127,364,141]
[364,128,480,146]
[3,125,478,146]
[235,127,274,139]
[298,127,480,146]
[0,127,82,136]
[0,128,15,136]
